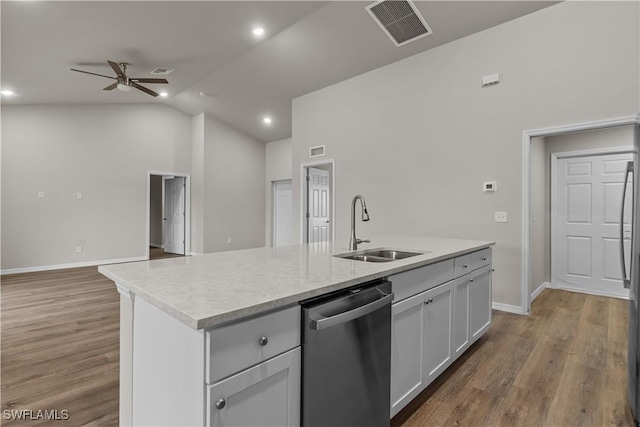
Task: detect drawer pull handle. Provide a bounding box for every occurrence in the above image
[259,336,269,346]
[215,398,226,410]
[424,298,434,305]
[463,264,468,268]
[470,279,474,283]
[482,257,487,261]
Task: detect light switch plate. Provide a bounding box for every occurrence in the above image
[495,211,507,223]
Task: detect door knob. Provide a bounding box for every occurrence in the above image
[259,336,269,346]
[215,398,226,410]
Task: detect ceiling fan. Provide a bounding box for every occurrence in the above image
[71,60,168,97]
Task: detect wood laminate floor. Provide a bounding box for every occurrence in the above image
[1,267,119,426]
[1,264,635,427]
[148,246,184,260]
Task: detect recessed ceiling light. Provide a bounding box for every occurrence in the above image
[159,92,168,97]
[1,90,14,96]
[252,27,265,37]
[263,117,272,125]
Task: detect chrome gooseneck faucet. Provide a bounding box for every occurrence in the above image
[349,195,371,251]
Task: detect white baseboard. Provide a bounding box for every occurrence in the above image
[150,242,164,249]
[190,252,203,256]
[492,302,525,315]
[531,282,550,302]
[555,285,630,301]
[1,256,148,276]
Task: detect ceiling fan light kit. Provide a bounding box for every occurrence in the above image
[71,60,169,97]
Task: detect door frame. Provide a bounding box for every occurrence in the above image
[550,147,636,298]
[146,170,191,259]
[299,159,335,244]
[521,114,640,315]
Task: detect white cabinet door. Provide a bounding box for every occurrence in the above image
[390,291,427,417]
[453,277,470,357]
[207,348,301,427]
[470,266,492,343]
[422,281,454,385]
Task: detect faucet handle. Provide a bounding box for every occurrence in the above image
[357,239,371,245]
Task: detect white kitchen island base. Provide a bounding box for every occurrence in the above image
[101,235,494,426]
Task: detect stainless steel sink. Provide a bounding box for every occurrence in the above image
[335,248,426,263]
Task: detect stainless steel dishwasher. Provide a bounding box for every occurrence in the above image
[301,279,393,427]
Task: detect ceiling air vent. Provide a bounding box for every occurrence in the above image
[366,0,432,47]
[150,67,174,76]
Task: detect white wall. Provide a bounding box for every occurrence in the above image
[1,104,192,271]
[190,113,205,255]
[530,136,547,295]
[265,138,292,246]
[191,113,266,253]
[291,1,640,308]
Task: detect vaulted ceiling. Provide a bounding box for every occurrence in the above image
[1,1,559,142]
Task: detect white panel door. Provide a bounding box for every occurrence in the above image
[307,168,331,243]
[164,177,185,255]
[273,180,293,247]
[554,153,632,298]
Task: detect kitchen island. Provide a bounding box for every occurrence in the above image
[99,235,494,426]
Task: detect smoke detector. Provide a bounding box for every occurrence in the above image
[366,0,433,47]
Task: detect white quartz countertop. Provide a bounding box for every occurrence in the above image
[98,235,494,330]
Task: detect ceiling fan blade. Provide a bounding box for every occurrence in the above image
[131,82,159,97]
[129,78,168,84]
[70,68,116,79]
[103,83,118,91]
[107,60,126,78]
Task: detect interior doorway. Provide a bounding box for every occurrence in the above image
[147,171,191,260]
[300,160,335,244]
[523,117,640,314]
[273,179,293,247]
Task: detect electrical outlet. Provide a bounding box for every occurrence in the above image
[76,246,82,253]
[77,192,82,200]
[227,238,232,244]
[495,211,508,223]
[38,191,44,198]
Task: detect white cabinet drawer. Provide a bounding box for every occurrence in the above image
[206,305,300,384]
[472,248,492,270]
[390,259,454,302]
[453,254,473,277]
[454,248,492,277]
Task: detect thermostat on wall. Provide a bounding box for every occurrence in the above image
[483,181,497,192]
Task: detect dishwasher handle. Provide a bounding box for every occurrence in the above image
[309,287,393,331]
